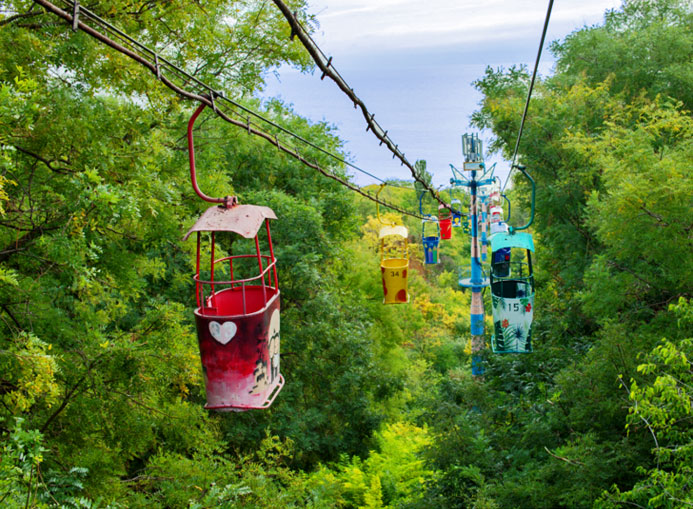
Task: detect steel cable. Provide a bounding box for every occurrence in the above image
[502,0,554,192]
[31,0,425,219]
[271,0,452,209]
[50,0,414,191]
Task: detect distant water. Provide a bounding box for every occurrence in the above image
[259,43,556,189]
[257,0,616,190]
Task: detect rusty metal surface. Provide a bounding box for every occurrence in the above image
[184,204,277,240]
[195,293,282,411]
[378,225,408,239]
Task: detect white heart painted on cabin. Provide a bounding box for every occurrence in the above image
[208,321,237,345]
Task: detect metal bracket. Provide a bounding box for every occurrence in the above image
[320,57,332,80]
[222,196,238,209]
[154,54,161,80]
[72,0,80,31]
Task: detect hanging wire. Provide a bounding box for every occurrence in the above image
[57,0,416,191]
[32,0,425,219]
[271,0,450,209]
[502,0,554,192]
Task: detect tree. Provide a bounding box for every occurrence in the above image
[420,1,693,507]
[600,299,693,508]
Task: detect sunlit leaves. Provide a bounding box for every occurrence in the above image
[601,299,693,507]
[551,0,693,108]
[0,333,59,414]
[307,422,436,508]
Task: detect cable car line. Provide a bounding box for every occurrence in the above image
[53,0,415,191]
[31,0,547,380]
[271,0,450,210]
[502,0,554,192]
[33,0,426,219]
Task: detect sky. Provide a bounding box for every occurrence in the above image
[259,0,622,188]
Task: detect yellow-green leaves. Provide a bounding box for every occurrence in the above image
[0,332,60,414]
[308,423,437,508]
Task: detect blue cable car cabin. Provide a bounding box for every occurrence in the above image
[418,191,440,265]
[489,232,535,353]
[422,216,440,265]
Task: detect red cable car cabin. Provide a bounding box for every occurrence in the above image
[438,203,453,240]
[184,203,283,411]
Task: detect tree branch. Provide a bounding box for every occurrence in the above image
[40,355,104,433]
[110,389,177,419]
[639,205,669,227]
[1,304,22,331]
[606,260,662,291]
[0,9,40,27]
[544,446,585,466]
[13,145,76,175]
[0,222,63,263]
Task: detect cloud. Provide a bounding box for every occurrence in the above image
[307,0,621,53]
[265,0,623,186]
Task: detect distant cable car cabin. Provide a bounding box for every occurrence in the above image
[489,232,534,353]
[438,203,453,240]
[490,205,503,224]
[489,164,536,354]
[489,179,502,206]
[376,185,409,304]
[422,218,440,264]
[186,101,283,411]
[489,192,510,274]
[419,191,440,264]
[450,198,463,227]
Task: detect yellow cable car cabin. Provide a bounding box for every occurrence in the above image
[379,225,409,304]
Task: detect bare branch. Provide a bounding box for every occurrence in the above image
[544,446,585,466]
[0,8,41,27]
[13,145,76,175]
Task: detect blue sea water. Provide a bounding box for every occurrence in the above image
[259,41,555,188]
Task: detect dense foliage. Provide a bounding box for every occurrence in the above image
[0,0,691,507]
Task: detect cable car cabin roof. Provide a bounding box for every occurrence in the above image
[378,225,408,239]
[491,231,535,252]
[183,204,277,240]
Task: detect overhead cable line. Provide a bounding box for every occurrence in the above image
[52,0,412,191]
[31,0,424,219]
[502,0,554,192]
[270,0,451,210]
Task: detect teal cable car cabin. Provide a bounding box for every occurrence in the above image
[489,231,535,353]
